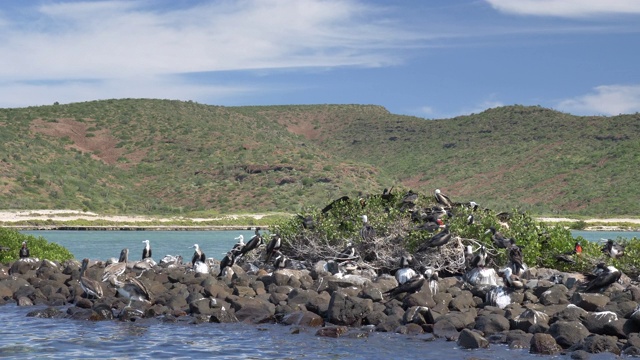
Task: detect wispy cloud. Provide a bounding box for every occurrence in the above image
[556,84,640,115]
[485,0,640,18]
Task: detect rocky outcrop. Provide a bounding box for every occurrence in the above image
[1,258,639,357]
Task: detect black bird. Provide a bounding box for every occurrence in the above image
[80,258,103,299]
[417,225,452,252]
[239,228,264,257]
[218,251,235,277]
[467,214,475,225]
[141,239,152,260]
[19,242,30,258]
[384,275,425,299]
[556,242,583,264]
[359,215,376,241]
[264,233,282,263]
[507,242,525,276]
[321,196,350,214]
[484,227,511,248]
[336,242,356,262]
[602,239,625,259]
[584,263,621,292]
[381,187,395,202]
[191,244,206,266]
[434,189,453,208]
[415,218,444,232]
[399,190,419,211]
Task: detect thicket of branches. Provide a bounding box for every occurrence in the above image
[272,188,627,277]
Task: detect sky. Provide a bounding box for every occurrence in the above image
[1,0,639,119]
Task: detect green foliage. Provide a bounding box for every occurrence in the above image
[570,221,588,230]
[0,227,74,263]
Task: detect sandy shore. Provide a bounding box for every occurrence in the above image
[0,210,638,231]
[0,210,270,223]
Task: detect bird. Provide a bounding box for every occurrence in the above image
[602,239,625,259]
[423,266,439,295]
[467,214,475,225]
[296,214,315,230]
[484,226,512,248]
[191,244,206,266]
[584,263,621,292]
[434,189,453,208]
[193,260,210,274]
[217,251,235,277]
[336,242,356,262]
[359,215,376,241]
[393,255,417,285]
[79,258,103,299]
[381,187,395,202]
[556,242,583,264]
[384,275,425,299]
[415,218,444,232]
[500,267,524,289]
[272,251,290,269]
[399,190,419,211]
[264,233,282,263]
[469,245,488,269]
[108,275,151,311]
[417,224,452,252]
[19,241,30,258]
[321,195,350,214]
[507,242,526,276]
[230,235,245,257]
[239,228,264,258]
[102,248,129,282]
[141,239,152,260]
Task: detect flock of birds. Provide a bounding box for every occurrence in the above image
[74,188,628,313]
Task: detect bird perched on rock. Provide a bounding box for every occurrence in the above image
[102,248,129,282]
[141,240,152,260]
[393,255,417,285]
[230,235,245,257]
[239,228,264,258]
[500,267,524,289]
[601,239,624,259]
[108,275,151,312]
[584,263,621,292]
[80,258,103,299]
[384,274,425,300]
[359,215,376,241]
[217,251,235,277]
[19,242,30,258]
[507,242,526,276]
[469,245,488,269]
[191,244,206,266]
[264,233,282,263]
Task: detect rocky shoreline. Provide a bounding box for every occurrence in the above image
[2,257,640,357]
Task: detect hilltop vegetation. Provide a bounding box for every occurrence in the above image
[0,99,638,216]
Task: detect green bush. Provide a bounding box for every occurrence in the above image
[0,228,74,263]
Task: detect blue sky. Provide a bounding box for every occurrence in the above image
[1,0,639,119]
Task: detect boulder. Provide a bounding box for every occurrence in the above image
[571,292,610,311]
[315,326,348,338]
[547,320,590,348]
[282,310,324,327]
[582,311,618,335]
[574,334,620,355]
[327,292,373,326]
[474,313,510,335]
[529,333,561,355]
[457,328,489,349]
[539,284,569,305]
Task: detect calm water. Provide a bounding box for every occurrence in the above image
[3,229,627,359]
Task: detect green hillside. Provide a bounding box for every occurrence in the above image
[0,99,638,216]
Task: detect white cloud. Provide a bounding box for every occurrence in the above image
[486,0,640,18]
[0,0,415,81]
[556,84,640,115]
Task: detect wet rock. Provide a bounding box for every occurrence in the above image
[282,310,324,327]
[16,296,34,306]
[506,330,533,349]
[27,306,64,318]
[530,333,561,355]
[570,349,590,359]
[433,319,458,339]
[403,306,434,326]
[548,320,590,348]
[315,326,348,338]
[209,306,239,323]
[457,328,489,349]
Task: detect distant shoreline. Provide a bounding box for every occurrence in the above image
[1,210,638,231]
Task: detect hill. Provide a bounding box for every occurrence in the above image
[0,99,638,216]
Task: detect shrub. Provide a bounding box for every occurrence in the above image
[0,228,74,263]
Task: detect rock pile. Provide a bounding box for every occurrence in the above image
[2,257,640,357]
